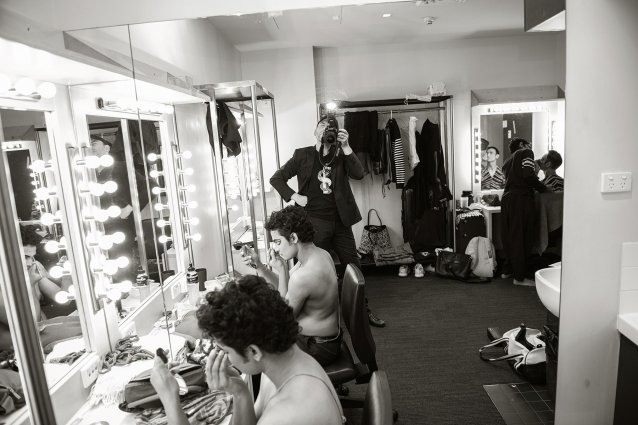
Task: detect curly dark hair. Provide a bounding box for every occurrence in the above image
[20,225,42,248]
[265,205,315,243]
[196,275,299,356]
[508,138,530,154]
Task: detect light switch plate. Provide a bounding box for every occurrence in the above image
[601,172,632,193]
[80,353,101,388]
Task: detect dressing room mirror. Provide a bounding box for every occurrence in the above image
[0,107,89,392]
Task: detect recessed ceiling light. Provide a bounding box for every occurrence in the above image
[382,13,392,18]
[423,16,437,24]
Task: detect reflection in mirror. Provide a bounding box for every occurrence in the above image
[81,116,173,321]
[0,108,87,400]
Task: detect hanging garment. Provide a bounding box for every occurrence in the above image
[419,119,452,208]
[371,129,386,175]
[344,110,377,175]
[386,118,405,188]
[408,116,420,170]
[205,102,242,157]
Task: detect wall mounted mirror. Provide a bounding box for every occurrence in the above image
[0,106,90,394]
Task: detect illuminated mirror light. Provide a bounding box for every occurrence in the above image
[68,285,76,298]
[186,217,199,226]
[107,205,121,218]
[182,201,197,209]
[147,153,159,162]
[103,260,119,276]
[54,291,72,304]
[149,169,163,179]
[106,287,122,301]
[103,181,118,193]
[40,212,61,226]
[49,265,70,279]
[37,82,57,99]
[179,168,194,176]
[186,233,202,242]
[154,203,169,212]
[89,182,105,197]
[116,256,129,269]
[117,280,133,293]
[99,238,114,250]
[30,160,53,173]
[94,209,109,223]
[178,150,192,159]
[151,186,166,195]
[158,235,172,244]
[44,240,66,254]
[111,232,125,244]
[156,219,170,227]
[34,186,57,200]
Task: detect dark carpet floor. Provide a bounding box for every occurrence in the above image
[342,267,548,425]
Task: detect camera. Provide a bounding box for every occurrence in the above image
[322,112,339,145]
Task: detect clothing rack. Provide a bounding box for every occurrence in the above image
[317,95,458,250]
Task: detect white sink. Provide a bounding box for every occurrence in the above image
[535,267,561,317]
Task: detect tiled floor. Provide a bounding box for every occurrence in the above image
[484,383,555,425]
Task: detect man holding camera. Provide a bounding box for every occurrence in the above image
[270,114,386,327]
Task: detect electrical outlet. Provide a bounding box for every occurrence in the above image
[80,353,101,388]
[120,321,136,338]
[601,172,633,193]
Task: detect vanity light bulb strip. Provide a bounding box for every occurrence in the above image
[178,167,194,176]
[29,160,55,173]
[75,154,114,169]
[185,233,202,242]
[40,211,63,226]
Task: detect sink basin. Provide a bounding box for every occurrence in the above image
[535,267,561,317]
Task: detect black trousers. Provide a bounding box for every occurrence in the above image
[501,192,535,281]
[309,216,361,272]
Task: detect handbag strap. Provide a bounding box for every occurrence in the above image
[479,337,524,362]
[367,209,383,226]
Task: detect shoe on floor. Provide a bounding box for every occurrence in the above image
[425,264,435,273]
[501,273,513,279]
[513,278,535,287]
[414,263,425,278]
[368,312,386,327]
[398,265,409,277]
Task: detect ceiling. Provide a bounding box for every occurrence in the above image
[209,0,526,51]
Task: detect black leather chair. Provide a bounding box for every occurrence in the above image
[362,370,394,425]
[325,264,378,408]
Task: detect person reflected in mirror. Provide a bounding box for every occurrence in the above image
[242,206,341,366]
[501,138,548,286]
[91,135,141,282]
[270,115,385,327]
[150,275,345,425]
[481,146,505,190]
[480,137,490,170]
[539,150,564,192]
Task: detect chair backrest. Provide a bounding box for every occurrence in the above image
[362,370,394,425]
[341,264,377,367]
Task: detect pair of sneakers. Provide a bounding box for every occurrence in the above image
[398,264,425,278]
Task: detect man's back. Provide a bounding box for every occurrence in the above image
[288,247,339,337]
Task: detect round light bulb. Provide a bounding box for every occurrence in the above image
[40,212,56,226]
[151,186,163,195]
[185,184,196,193]
[119,280,133,293]
[68,285,76,298]
[107,287,122,301]
[63,260,72,271]
[189,233,202,242]
[156,219,169,227]
[188,217,200,226]
[49,265,64,279]
[95,209,109,223]
[147,153,159,162]
[107,205,121,218]
[111,232,125,244]
[103,181,118,194]
[186,201,198,209]
[60,236,67,246]
[181,150,192,159]
[30,160,46,173]
[84,155,100,169]
[154,203,166,212]
[37,82,57,99]
[54,291,70,304]
[103,260,118,276]
[0,74,10,93]
[34,187,51,200]
[150,170,161,178]
[116,256,129,269]
[89,182,105,196]
[230,204,239,212]
[44,240,60,254]
[182,168,194,176]
[158,235,171,244]
[99,155,114,167]
[15,78,36,95]
[99,238,113,250]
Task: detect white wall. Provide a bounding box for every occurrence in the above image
[240,47,318,194]
[556,1,638,424]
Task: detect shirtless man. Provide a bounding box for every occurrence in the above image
[150,275,345,425]
[243,205,340,366]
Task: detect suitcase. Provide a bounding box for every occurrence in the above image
[455,210,486,253]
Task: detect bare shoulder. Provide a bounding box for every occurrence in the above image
[258,376,340,425]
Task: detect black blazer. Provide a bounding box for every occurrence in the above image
[270,146,366,226]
